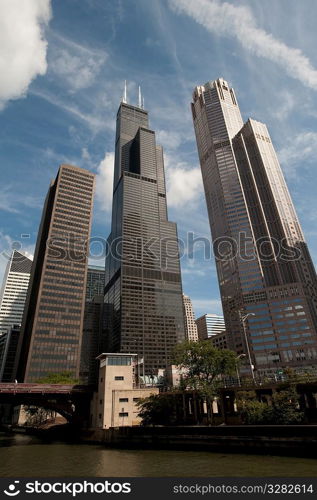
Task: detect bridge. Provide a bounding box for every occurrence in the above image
[0,383,94,425]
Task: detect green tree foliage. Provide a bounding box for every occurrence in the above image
[173,340,238,394]
[137,394,177,426]
[35,371,79,385]
[173,340,238,423]
[237,386,305,425]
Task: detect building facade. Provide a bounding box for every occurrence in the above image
[104,99,185,375]
[210,331,228,351]
[182,294,198,341]
[16,164,95,382]
[90,353,158,429]
[0,250,32,336]
[0,324,20,382]
[86,266,105,302]
[192,78,317,374]
[196,313,226,340]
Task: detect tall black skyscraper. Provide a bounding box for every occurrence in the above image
[104,94,185,375]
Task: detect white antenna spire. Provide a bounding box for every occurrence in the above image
[122,80,127,104]
[138,85,142,108]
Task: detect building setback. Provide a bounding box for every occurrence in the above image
[16,164,95,382]
[104,97,185,375]
[196,313,225,340]
[192,77,317,374]
[0,250,32,336]
[182,294,198,341]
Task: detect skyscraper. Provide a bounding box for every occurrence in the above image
[0,250,32,336]
[192,78,317,374]
[196,313,225,341]
[16,164,95,382]
[80,266,105,385]
[86,265,105,301]
[182,294,198,341]
[104,95,185,375]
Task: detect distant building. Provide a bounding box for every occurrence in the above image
[0,324,21,382]
[16,164,95,382]
[80,295,104,385]
[0,250,32,336]
[182,294,198,342]
[196,313,225,340]
[90,353,158,429]
[210,331,228,350]
[86,266,105,302]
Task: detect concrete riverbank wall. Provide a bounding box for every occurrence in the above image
[82,425,317,457]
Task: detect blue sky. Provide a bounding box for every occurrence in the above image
[1,0,317,319]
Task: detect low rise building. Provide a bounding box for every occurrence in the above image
[90,353,158,429]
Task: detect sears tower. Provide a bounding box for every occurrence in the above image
[192,78,317,374]
[104,89,185,375]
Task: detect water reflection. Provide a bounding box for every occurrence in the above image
[0,433,316,477]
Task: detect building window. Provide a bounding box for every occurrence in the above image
[133,398,141,402]
[119,398,129,403]
[119,412,129,417]
[115,376,124,381]
[107,356,131,366]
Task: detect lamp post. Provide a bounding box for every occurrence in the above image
[235,353,246,386]
[239,311,256,383]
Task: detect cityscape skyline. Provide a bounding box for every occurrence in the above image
[1,1,317,320]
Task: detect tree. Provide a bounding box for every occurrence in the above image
[137,394,177,426]
[36,371,79,385]
[172,340,238,423]
[236,386,305,425]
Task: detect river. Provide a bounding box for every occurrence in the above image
[1,433,317,477]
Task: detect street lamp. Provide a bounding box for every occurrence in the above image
[235,353,246,386]
[239,311,256,383]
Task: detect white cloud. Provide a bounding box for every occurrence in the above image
[0,185,43,213]
[272,92,295,121]
[156,129,183,150]
[191,298,223,316]
[169,0,317,91]
[50,36,107,92]
[95,152,114,212]
[278,131,317,178]
[165,155,202,208]
[0,0,51,109]
[81,147,91,161]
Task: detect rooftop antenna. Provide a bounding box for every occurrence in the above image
[142,96,145,109]
[122,80,127,104]
[138,85,142,108]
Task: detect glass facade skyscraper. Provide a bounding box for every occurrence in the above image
[104,100,185,375]
[192,78,317,374]
[0,250,32,336]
